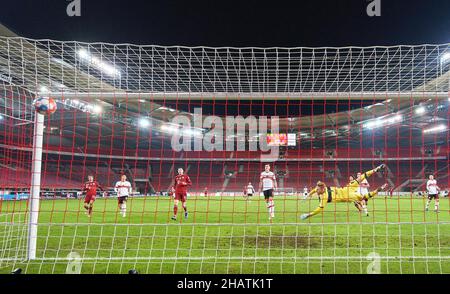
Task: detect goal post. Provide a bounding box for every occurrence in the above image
[27,112,44,260]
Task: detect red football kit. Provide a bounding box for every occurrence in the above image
[174,174,192,201]
[83,181,102,203]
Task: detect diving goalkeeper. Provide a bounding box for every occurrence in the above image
[300,164,388,220]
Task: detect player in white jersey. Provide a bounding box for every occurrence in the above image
[258,164,278,220]
[425,175,440,212]
[244,182,256,200]
[357,172,370,216]
[114,174,132,217]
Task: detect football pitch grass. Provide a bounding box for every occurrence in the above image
[0,195,449,274]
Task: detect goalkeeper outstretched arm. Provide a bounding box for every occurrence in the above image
[307,196,328,218]
[360,164,385,181]
[300,182,328,220]
[347,164,385,187]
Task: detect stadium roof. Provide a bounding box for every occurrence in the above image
[0,23,449,151]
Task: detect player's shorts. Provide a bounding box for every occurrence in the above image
[263,189,274,199]
[118,196,128,204]
[246,193,253,197]
[84,194,96,203]
[428,193,439,200]
[175,192,187,202]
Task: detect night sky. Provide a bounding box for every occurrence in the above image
[0,0,449,46]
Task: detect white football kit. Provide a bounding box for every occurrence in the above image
[115,181,132,197]
[426,179,439,195]
[260,171,276,191]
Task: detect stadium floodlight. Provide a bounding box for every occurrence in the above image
[77,49,121,78]
[158,106,176,112]
[86,105,94,112]
[160,124,179,133]
[78,49,90,60]
[441,52,450,65]
[364,120,382,129]
[388,114,403,123]
[415,106,426,115]
[39,86,49,94]
[364,114,402,129]
[423,124,447,134]
[138,117,151,128]
[92,105,103,114]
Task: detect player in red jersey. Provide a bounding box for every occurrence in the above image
[171,168,192,221]
[82,175,103,217]
[204,187,208,197]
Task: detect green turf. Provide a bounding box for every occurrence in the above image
[0,195,449,274]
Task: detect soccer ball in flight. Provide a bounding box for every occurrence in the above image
[33,97,57,115]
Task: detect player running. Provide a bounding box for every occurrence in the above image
[259,164,278,220]
[244,182,256,200]
[82,175,103,217]
[171,168,192,221]
[425,175,440,213]
[300,164,388,220]
[114,174,132,217]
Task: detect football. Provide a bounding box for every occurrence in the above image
[33,97,57,115]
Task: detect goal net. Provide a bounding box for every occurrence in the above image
[0,37,449,274]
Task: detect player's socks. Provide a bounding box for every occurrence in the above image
[121,203,127,217]
[434,203,439,212]
[425,200,431,211]
[173,205,178,218]
[266,202,271,217]
[182,204,188,219]
[267,200,275,218]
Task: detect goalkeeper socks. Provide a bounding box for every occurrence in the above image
[174,205,178,217]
